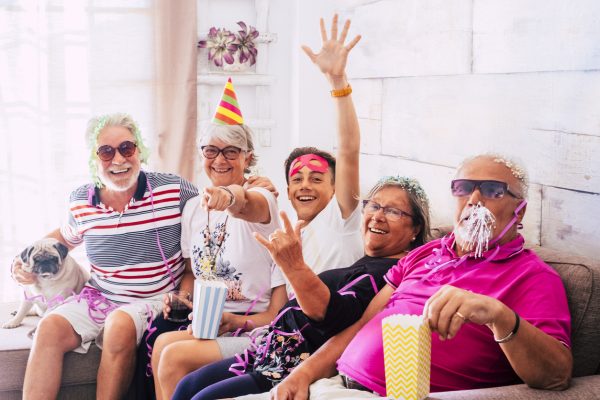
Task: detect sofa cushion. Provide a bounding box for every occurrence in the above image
[532,247,600,377]
[0,301,101,393]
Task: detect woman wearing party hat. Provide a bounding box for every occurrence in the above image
[146,78,288,400]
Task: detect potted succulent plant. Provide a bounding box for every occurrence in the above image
[198,21,259,71]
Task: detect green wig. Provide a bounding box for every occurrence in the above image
[86,113,150,188]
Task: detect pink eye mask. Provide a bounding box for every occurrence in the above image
[288,154,329,177]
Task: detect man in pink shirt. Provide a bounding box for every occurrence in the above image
[272,154,572,398]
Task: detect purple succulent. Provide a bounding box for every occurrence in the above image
[198,27,236,67]
[233,21,259,66]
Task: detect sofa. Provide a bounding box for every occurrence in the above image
[0,245,598,399]
[0,305,135,399]
[431,245,600,399]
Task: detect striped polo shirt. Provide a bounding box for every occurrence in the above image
[60,171,199,304]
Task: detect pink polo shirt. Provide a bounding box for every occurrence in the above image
[337,234,571,395]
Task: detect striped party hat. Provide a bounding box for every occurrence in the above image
[213,77,244,125]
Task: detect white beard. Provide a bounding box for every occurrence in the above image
[454,205,496,258]
[98,167,139,192]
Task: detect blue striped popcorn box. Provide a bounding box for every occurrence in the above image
[192,279,228,339]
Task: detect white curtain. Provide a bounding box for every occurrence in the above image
[0,0,158,301]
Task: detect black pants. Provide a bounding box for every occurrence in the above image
[133,315,188,400]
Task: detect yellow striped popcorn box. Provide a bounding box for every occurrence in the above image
[382,314,431,400]
[192,279,228,339]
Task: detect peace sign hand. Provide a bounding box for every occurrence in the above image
[254,211,306,275]
[301,14,361,83]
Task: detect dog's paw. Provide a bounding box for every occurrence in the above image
[2,319,22,329]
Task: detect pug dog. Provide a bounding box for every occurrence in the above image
[3,238,90,329]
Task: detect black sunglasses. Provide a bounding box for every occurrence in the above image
[451,179,521,199]
[96,141,137,162]
[201,145,243,160]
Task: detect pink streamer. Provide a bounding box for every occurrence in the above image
[24,287,117,325]
[72,287,118,324]
[23,290,76,310]
[147,178,177,291]
[337,273,379,298]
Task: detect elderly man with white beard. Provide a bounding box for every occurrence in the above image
[271,153,573,399]
[11,113,199,400]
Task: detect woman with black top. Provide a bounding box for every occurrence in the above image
[171,175,431,400]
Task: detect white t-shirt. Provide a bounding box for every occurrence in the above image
[181,187,285,314]
[291,196,363,295]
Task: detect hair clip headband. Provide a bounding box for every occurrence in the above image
[288,154,329,177]
[376,175,430,206]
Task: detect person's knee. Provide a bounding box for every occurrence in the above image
[103,310,136,354]
[157,343,181,380]
[153,332,171,356]
[35,314,79,352]
[151,336,167,372]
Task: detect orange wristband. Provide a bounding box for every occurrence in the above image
[330,84,352,97]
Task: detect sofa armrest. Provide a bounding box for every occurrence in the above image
[428,375,600,400]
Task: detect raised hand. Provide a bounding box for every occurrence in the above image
[254,211,305,274]
[301,14,361,83]
[202,186,234,211]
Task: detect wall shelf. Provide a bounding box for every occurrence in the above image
[197,73,275,86]
[198,32,277,44]
[199,118,275,129]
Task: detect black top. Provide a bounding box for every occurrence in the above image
[251,255,397,382]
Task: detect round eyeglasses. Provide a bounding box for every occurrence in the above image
[362,200,413,221]
[96,141,137,162]
[201,145,244,160]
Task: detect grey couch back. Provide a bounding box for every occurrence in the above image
[534,246,600,377]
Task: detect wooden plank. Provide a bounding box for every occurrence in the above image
[346,0,473,78]
[350,79,382,120]
[541,186,600,259]
[380,72,600,192]
[522,183,542,246]
[473,0,600,73]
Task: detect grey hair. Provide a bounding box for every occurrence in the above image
[363,176,431,249]
[86,112,149,188]
[457,153,529,199]
[198,124,258,173]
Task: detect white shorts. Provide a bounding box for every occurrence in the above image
[215,334,253,358]
[46,294,164,354]
[234,376,380,400]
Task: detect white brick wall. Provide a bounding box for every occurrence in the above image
[295,0,600,259]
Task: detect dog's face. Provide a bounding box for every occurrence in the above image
[20,239,69,280]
